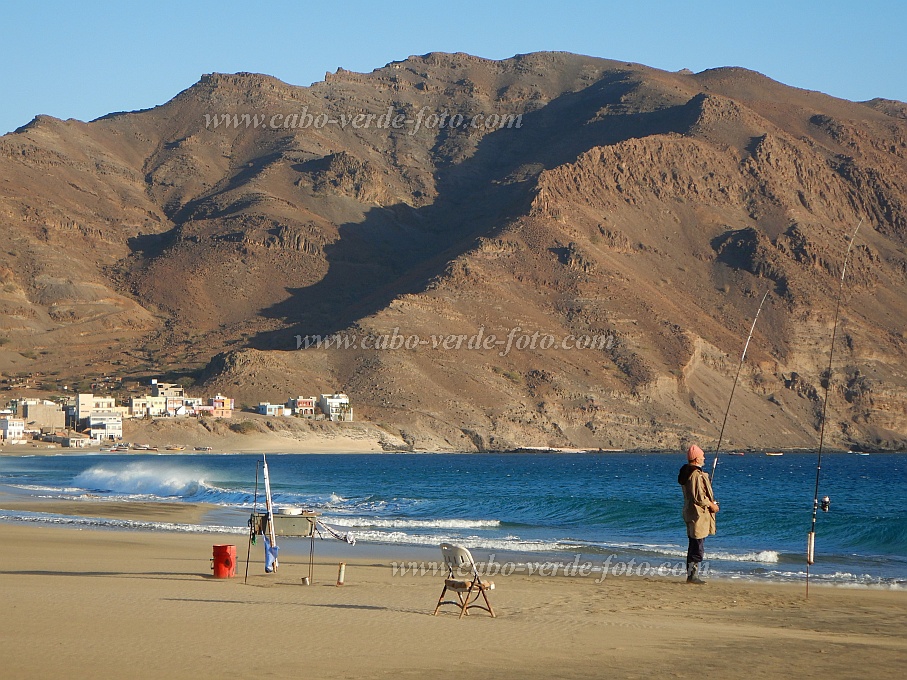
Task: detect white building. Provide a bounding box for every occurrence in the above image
[129,395,168,418]
[43,432,91,448]
[150,380,185,398]
[0,417,26,442]
[257,402,291,417]
[75,394,118,422]
[165,397,188,416]
[88,412,123,441]
[318,393,353,422]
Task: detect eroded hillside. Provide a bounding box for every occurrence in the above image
[2,52,906,450]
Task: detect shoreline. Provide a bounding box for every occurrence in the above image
[3,411,902,457]
[0,520,904,679]
[3,442,892,458]
[1,496,902,590]
[1,414,406,456]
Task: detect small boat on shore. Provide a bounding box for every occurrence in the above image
[165,445,185,451]
[194,446,213,451]
[765,452,784,456]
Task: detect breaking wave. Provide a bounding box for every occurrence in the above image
[72,462,207,498]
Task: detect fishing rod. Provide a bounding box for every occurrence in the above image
[710,289,770,484]
[806,219,862,597]
[244,459,260,584]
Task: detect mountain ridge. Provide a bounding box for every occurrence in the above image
[2,52,906,451]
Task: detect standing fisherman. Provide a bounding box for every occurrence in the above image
[678,444,719,584]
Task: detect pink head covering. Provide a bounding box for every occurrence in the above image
[686,444,704,461]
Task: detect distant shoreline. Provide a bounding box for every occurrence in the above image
[3,412,903,457]
[2,441,898,457]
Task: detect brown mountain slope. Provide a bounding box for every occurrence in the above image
[1,52,906,450]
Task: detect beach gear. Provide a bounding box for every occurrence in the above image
[212,544,237,578]
[264,535,280,573]
[710,290,769,484]
[244,461,262,583]
[262,454,278,572]
[316,520,356,546]
[433,543,496,619]
[241,456,355,584]
[807,219,862,597]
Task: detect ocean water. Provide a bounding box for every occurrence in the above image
[1,451,904,587]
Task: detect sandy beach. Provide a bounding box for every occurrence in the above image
[1,501,904,680]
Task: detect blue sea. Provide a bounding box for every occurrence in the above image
[1,451,904,587]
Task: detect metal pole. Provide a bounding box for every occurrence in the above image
[262,454,278,572]
[309,532,316,583]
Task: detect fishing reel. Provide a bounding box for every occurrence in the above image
[820,496,831,512]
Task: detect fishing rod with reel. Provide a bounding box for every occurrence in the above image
[243,459,261,584]
[710,289,770,485]
[806,219,862,597]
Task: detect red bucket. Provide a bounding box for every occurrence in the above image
[212,544,236,578]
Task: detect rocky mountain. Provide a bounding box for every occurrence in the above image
[2,51,906,450]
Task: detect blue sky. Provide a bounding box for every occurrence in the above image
[1,0,904,135]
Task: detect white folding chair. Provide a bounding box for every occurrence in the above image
[432,543,496,619]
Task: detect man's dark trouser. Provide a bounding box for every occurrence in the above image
[687,536,704,565]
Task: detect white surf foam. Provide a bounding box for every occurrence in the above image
[0,510,243,534]
[343,529,561,552]
[72,462,206,498]
[326,517,501,529]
